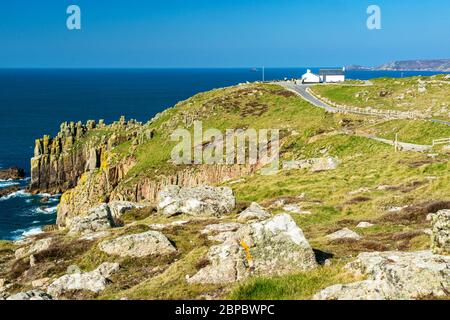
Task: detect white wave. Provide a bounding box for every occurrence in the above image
[0,190,30,201]
[0,181,20,187]
[11,227,43,240]
[35,206,58,215]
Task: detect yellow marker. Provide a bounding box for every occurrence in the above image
[240,240,254,269]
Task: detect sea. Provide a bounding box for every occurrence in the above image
[0,68,446,240]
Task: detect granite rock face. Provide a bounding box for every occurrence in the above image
[188,214,317,284]
[98,231,176,258]
[431,210,449,255]
[47,262,120,297]
[314,251,450,300]
[157,185,236,217]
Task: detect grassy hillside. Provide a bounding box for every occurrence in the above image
[310,75,450,119]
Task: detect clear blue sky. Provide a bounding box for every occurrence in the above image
[1,0,449,68]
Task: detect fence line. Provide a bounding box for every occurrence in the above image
[432,138,450,146]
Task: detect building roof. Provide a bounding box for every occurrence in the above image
[319,69,345,76]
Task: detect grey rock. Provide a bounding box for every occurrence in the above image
[98,231,176,258]
[356,222,374,229]
[314,251,450,300]
[282,204,303,214]
[108,201,146,222]
[157,185,236,217]
[188,214,317,284]
[47,262,119,297]
[15,237,53,259]
[431,210,449,255]
[237,203,271,223]
[68,204,117,235]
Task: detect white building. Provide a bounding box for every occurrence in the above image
[299,69,320,84]
[318,68,345,83]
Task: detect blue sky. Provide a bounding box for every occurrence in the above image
[1,0,449,67]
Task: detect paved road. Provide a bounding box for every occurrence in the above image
[277,82,338,113]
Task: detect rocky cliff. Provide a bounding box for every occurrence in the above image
[29,117,143,195]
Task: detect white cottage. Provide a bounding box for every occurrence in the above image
[318,68,345,83]
[300,69,320,84]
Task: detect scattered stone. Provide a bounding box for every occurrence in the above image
[6,290,52,301]
[282,157,339,172]
[98,231,176,258]
[67,204,118,235]
[47,262,119,297]
[31,278,51,289]
[314,251,450,300]
[67,265,82,275]
[238,203,271,223]
[157,185,236,217]
[15,237,53,259]
[431,210,449,255]
[282,204,303,214]
[79,231,111,241]
[188,214,317,284]
[356,222,374,229]
[326,228,362,241]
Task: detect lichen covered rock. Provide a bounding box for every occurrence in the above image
[431,210,449,255]
[98,231,176,258]
[188,214,317,284]
[315,251,450,300]
[67,204,118,235]
[237,202,271,223]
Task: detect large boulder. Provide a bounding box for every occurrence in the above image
[188,214,317,284]
[157,185,236,217]
[237,202,271,223]
[431,210,449,255]
[67,204,117,235]
[6,290,52,300]
[314,251,450,300]
[47,262,119,297]
[98,231,176,258]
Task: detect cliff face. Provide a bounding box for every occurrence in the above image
[29,117,143,195]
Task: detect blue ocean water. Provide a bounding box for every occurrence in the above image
[0,68,445,240]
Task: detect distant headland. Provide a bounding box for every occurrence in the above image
[347,59,450,72]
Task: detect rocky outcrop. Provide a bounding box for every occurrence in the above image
[431,210,449,255]
[29,118,142,195]
[0,186,20,198]
[188,214,317,284]
[0,167,25,180]
[157,185,236,217]
[47,262,119,297]
[315,251,450,300]
[237,202,271,223]
[98,231,176,258]
[67,204,118,235]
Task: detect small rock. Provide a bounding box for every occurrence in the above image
[66,265,81,275]
[356,222,374,229]
[326,228,362,241]
[282,204,302,214]
[32,278,51,288]
[238,203,271,223]
[15,237,53,259]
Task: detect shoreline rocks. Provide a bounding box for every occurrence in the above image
[0,167,25,180]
